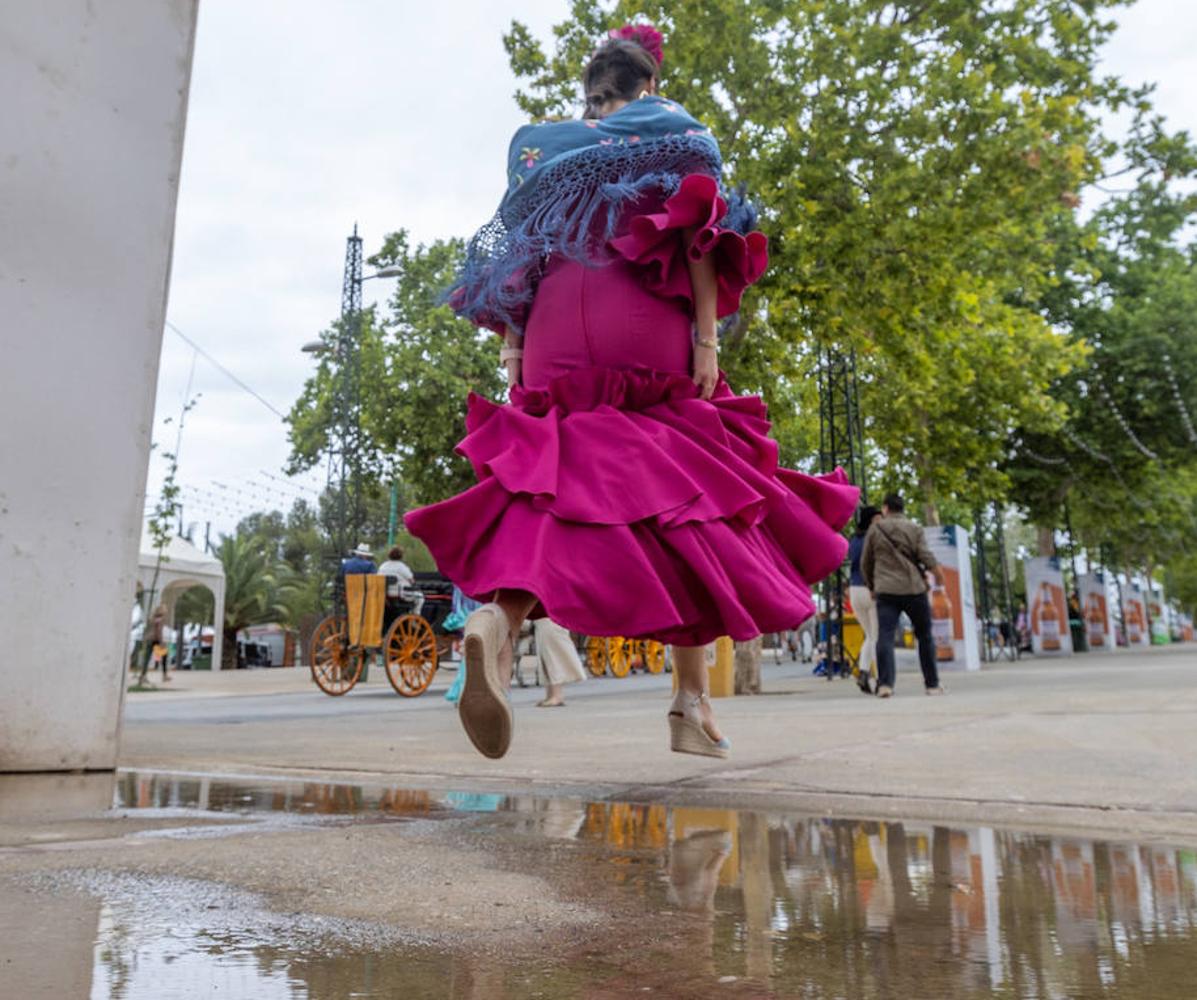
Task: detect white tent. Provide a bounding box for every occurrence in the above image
[138,535,226,670]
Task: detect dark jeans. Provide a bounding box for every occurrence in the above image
[876,591,940,690]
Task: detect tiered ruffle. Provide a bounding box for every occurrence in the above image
[405,367,858,646]
[610,173,768,318]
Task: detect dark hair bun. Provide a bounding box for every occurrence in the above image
[582,36,659,118]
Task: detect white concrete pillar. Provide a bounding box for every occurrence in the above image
[0,2,198,769]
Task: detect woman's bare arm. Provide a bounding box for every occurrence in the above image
[502,325,523,391]
[684,226,719,400]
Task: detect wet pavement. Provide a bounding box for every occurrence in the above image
[2,771,1196,998]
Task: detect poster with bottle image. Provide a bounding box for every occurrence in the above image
[1077,572,1115,653]
[922,525,980,671]
[1124,583,1150,648]
[1024,557,1073,656]
[1148,589,1170,644]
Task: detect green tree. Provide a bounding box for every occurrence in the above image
[214,531,287,669]
[236,509,287,560]
[1011,109,1197,559]
[287,233,504,510]
[505,0,1138,520]
[365,232,506,504]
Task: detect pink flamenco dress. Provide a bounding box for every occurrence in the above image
[406,171,858,646]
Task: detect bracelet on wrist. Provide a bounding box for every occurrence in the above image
[695,337,718,350]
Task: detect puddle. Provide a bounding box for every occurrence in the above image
[6,771,1197,998]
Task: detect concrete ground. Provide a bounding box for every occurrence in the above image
[120,644,1197,841]
[5,646,1197,997]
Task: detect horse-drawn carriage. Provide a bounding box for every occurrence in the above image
[308,571,454,697]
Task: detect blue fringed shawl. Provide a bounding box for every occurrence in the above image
[450,95,747,333]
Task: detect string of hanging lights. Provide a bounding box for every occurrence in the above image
[1091,365,1160,461]
[1160,351,1197,447]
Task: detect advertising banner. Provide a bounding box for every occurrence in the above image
[923,525,981,671]
[1148,588,1170,644]
[1180,612,1194,643]
[1077,572,1115,653]
[1025,557,1073,656]
[1124,583,1150,648]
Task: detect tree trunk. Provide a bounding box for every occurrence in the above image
[734,637,762,694]
[1036,525,1056,557]
[297,611,323,667]
[223,625,241,671]
[914,453,939,525]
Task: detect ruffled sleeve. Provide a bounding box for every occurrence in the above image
[609,173,768,318]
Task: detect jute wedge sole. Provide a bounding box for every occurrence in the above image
[668,691,730,759]
[459,604,513,759]
[668,714,730,758]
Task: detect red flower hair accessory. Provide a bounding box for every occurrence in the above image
[609,23,664,66]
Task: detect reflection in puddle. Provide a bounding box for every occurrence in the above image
[46,773,1197,996]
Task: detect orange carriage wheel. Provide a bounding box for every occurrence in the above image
[585,636,608,677]
[309,614,364,696]
[384,614,439,697]
[641,640,666,674]
[606,637,633,678]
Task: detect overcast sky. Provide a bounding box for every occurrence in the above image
[150,0,1197,542]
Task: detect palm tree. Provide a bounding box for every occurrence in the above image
[273,564,330,659]
[215,532,285,668]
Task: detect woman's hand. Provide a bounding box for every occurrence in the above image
[506,358,522,391]
[693,343,718,400]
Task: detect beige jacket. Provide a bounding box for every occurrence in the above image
[860,514,938,595]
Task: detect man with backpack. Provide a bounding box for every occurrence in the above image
[860,494,947,698]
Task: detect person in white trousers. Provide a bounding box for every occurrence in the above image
[534,618,586,707]
[847,506,882,693]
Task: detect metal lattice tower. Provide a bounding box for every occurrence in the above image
[816,347,866,675]
[325,226,365,566]
[818,348,866,493]
[974,503,1018,662]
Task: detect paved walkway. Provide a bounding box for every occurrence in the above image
[121,645,1197,840]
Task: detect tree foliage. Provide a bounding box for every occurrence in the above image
[1009,104,1197,568]
[212,530,289,667]
[278,0,1197,610]
[505,0,1141,517]
[287,233,504,509]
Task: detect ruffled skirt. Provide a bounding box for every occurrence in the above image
[405,363,857,646]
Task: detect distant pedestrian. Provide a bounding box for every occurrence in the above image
[1015,602,1031,651]
[148,604,170,681]
[534,619,586,707]
[860,494,946,698]
[378,545,424,615]
[847,505,882,694]
[340,543,376,577]
[129,584,145,670]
